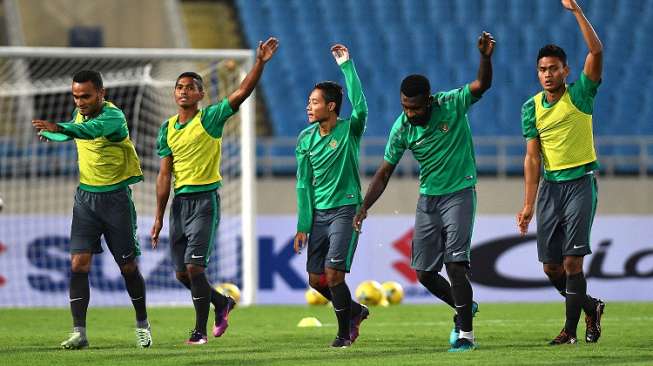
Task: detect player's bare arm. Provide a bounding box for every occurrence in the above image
[151,156,173,248]
[469,31,495,98]
[517,138,542,236]
[563,0,603,82]
[354,161,397,232]
[227,37,279,110]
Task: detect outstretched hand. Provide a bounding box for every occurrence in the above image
[561,0,580,12]
[477,31,496,57]
[32,119,60,133]
[331,44,350,65]
[256,37,279,63]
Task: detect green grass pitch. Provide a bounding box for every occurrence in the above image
[1,302,652,365]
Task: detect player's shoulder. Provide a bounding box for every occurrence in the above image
[297,124,317,142]
[100,102,127,121]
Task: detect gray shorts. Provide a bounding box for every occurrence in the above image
[536,174,597,264]
[70,187,140,265]
[306,205,359,273]
[412,187,476,272]
[169,190,220,272]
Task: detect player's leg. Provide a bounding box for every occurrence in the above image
[62,188,103,349]
[412,194,454,344]
[174,270,230,326]
[415,270,455,308]
[563,174,603,343]
[324,205,365,347]
[104,188,151,348]
[440,187,477,352]
[308,272,332,301]
[536,180,576,344]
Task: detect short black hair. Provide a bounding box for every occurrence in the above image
[176,72,204,91]
[401,74,430,98]
[314,81,343,115]
[72,70,103,90]
[537,44,567,66]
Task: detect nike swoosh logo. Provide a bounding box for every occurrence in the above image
[452,251,467,256]
[329,258,344,263]
[122,252,133,259]
[573,245,586,249]
[415,139,425,145]
[70,297,84,302]
[192,296,205,301]
[191,254,204,259]
[455,304,467,308]
[131,296,144,301]
[566,291,577,295]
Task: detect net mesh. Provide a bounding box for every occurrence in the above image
[0,49,252,306]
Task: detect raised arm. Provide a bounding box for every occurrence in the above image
[227,37,279,110]
[469,31,495,98]
[151,156,173,248]
[517,138,541,236]
[353,161,396,232]
[563,0,603,82]
[332,44,367,136]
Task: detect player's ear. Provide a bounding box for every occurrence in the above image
[328,101,336,112]
[97,88,106,100]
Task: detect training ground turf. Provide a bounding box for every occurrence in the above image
[1,302,652,366]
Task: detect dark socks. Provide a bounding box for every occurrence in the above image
[564,272,587,336]
[313,284,362,317]
[448,265,474,332]
[122,269,148,324]
[329,282,352,339]
[189,272,212,335]
[549,274,597,316]
[417,271,456,308]
[69,272,90,328]
[178,274,228,312]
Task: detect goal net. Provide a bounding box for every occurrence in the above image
[0,47,257,307]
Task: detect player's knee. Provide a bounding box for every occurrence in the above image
[186,264,205,277]
[308,275,323,290]
[71,254,91,273]
[563,256,583,275]
[543,264,564,280]
[325,269,345,287]
[119,260,138,275]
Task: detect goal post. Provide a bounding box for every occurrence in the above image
[0,46,258,306]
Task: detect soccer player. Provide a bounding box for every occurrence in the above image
[150,37,278,345]
[293,44,369,348]
[516,0,605,346]
[353,31,495,352]
[32,70,152,349]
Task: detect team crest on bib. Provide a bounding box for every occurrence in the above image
[329,139,338,149]
[439,123,449,133]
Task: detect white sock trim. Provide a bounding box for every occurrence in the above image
[459,330,474,341]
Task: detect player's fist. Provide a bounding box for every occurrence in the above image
[256,37,279,63]
[561,0,580,12]
[477,31,495,58]
[331,44,350,65]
